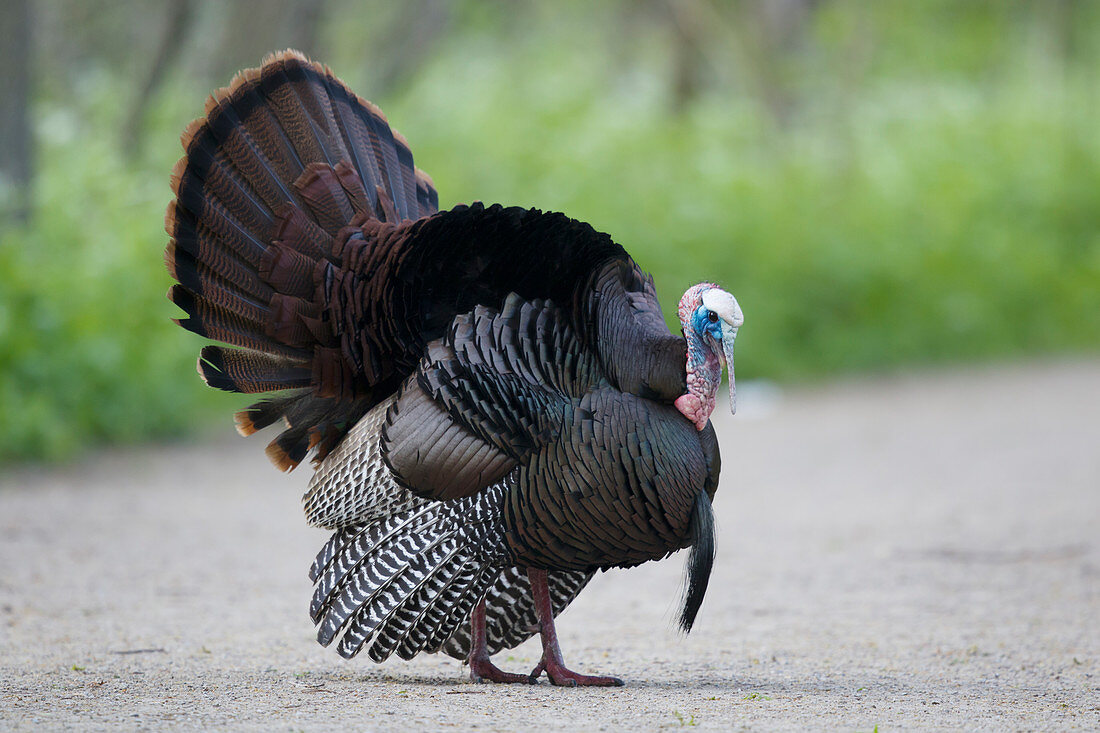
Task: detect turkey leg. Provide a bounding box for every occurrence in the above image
[467,599,536,684]
[527,568,624,687]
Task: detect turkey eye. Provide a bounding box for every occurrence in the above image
[707,310,718,323]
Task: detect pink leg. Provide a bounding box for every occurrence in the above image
[467,599,536,684]
[527,568,624,687]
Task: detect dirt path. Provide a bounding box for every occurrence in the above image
[2,360,1098,731]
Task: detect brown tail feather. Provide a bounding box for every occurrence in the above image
[296,163,356,232]
[173,196,268,267]
[173,133,277,236]
[199,345,311,394]
[271,204,334,259]
[235,393,305,436]
[168,282,268,326]
[200,98,304,210]
[167,240,275,304]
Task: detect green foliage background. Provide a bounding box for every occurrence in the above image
[1,1,1099,463]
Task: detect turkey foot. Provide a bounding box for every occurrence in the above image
[467,599,537,684]
[527,568,625,687]
[528,655,624,687]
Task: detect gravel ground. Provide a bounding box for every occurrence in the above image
[1,360,1098,731]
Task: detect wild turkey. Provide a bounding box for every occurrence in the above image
[166,50,742,686]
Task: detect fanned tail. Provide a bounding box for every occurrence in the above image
[308,488,509,662]
[165,49,438,469]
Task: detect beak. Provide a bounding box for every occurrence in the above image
[721,326,738,415]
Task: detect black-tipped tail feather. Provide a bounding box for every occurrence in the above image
[678,490,715,633]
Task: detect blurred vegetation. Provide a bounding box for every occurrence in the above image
[1,0,1099,463]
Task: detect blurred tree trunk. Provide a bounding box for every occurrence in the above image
[286,0,327,58]
[121,0,196,160]
[668,0,707,110]
[733,0,823,128]
[368,0,450,100]
[0,0,33,225]
[203,0,328,83]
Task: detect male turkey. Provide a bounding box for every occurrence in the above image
[166,50,742,686]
